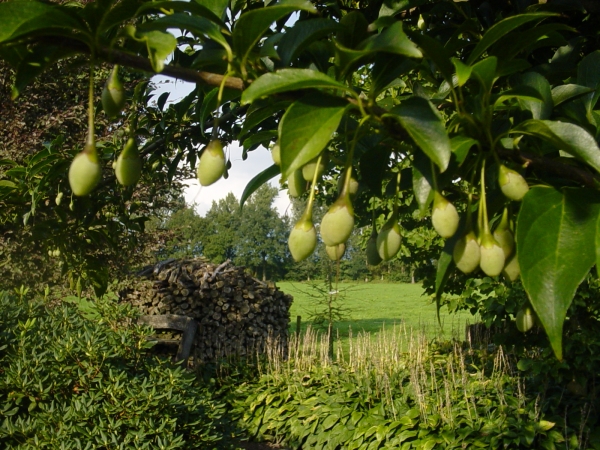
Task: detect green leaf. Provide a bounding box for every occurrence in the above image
[450,136,477,165]
[466,13,557,65]
[139,13,230,55]
[410,32,454,82]
[233,0,317,72]
[0,1,87,45]
[388,97,451,171]
[551,84,594,107]
[434,243,454,325]
[240,164,281,208]
[451,58,471,87]
[136,1,226,27]
[0,180,17,189]
[379,0,427,17]
[493,85,544,109]
[239,102,289,140]
[242,130,278,150]
[359,22,422,59]
[370,54,415,98]
[98,0,144,35]
[198,0,228,21]
[199,87,240,134]
[471,57,497,94]
[278,18,342,67]
[489,23,573,61]
[279,94,347,178]
[517,187,600,360]
[241,69,350,105]
[512,120,600,173]
[127,29,177,73]
[596,214,600,279]
[335,22,421,78]
[514,72,552,120]
[412,165,433,216]
[577,51,600,119]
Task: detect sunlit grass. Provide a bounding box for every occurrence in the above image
[278,281,475,344]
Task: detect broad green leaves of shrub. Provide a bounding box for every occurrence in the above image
[0,291,235,449]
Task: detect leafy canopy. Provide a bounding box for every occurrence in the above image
[2,0,600,359]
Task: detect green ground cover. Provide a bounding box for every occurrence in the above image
[278,281,475,342]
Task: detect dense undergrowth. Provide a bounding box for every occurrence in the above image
[0,290,238,449]
[221,329,599,449]
[1,290,599,449]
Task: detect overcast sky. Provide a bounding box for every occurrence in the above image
[151,76,292,217]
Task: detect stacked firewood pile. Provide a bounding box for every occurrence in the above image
[120,258,293,363]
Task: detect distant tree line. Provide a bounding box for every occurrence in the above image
[153,185,427,283]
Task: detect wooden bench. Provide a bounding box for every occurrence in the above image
[138,314,198,365]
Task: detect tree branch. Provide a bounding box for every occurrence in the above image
[499,149,600,189]
[45,37,245,91]
[40,38,600,191]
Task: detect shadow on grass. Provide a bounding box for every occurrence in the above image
[290,317,472,341]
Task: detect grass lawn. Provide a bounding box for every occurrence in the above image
[277,281,476,342]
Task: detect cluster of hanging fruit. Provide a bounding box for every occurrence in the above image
[270,144,358,263]
[68,65,142,197]
[441,162,529,282]
[277,139,530,283]
[68,64,229,197]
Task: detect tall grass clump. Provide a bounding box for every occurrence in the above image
[228,325,597,449]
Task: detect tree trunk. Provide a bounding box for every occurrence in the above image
[262,258,266,281]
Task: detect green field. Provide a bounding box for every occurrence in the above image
[277,281,476,342]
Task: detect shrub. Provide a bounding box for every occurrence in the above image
[226,328,599,449]
[0,289,236,449]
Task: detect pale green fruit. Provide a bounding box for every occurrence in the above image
[418,14,426,30]
[337,171,359,197]
[197,140,225,186]
[479,233,506,277]
[302,155,326,181]
[499,164,529,201]
[516,306,536,333]
[271,144,281,166]
[376,218,402,261]
[320,197,354,246]
[102,66,125,118]
[69,144,102,196]
[432,192,459,239]
[55,192,63,206]
[326,243,346,261]
[115,138,142,186]
[493,227,514,259]
[366,230,382,266]
[288,218,317,262]
[502,254,520,281]
[453,231,480,274]
[493,208,514,258]
[287,169,306,198]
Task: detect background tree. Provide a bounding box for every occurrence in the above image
[2,0,600,366]
[157,186,290,279]
[235,184,290,280]
[0,57,187,294]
